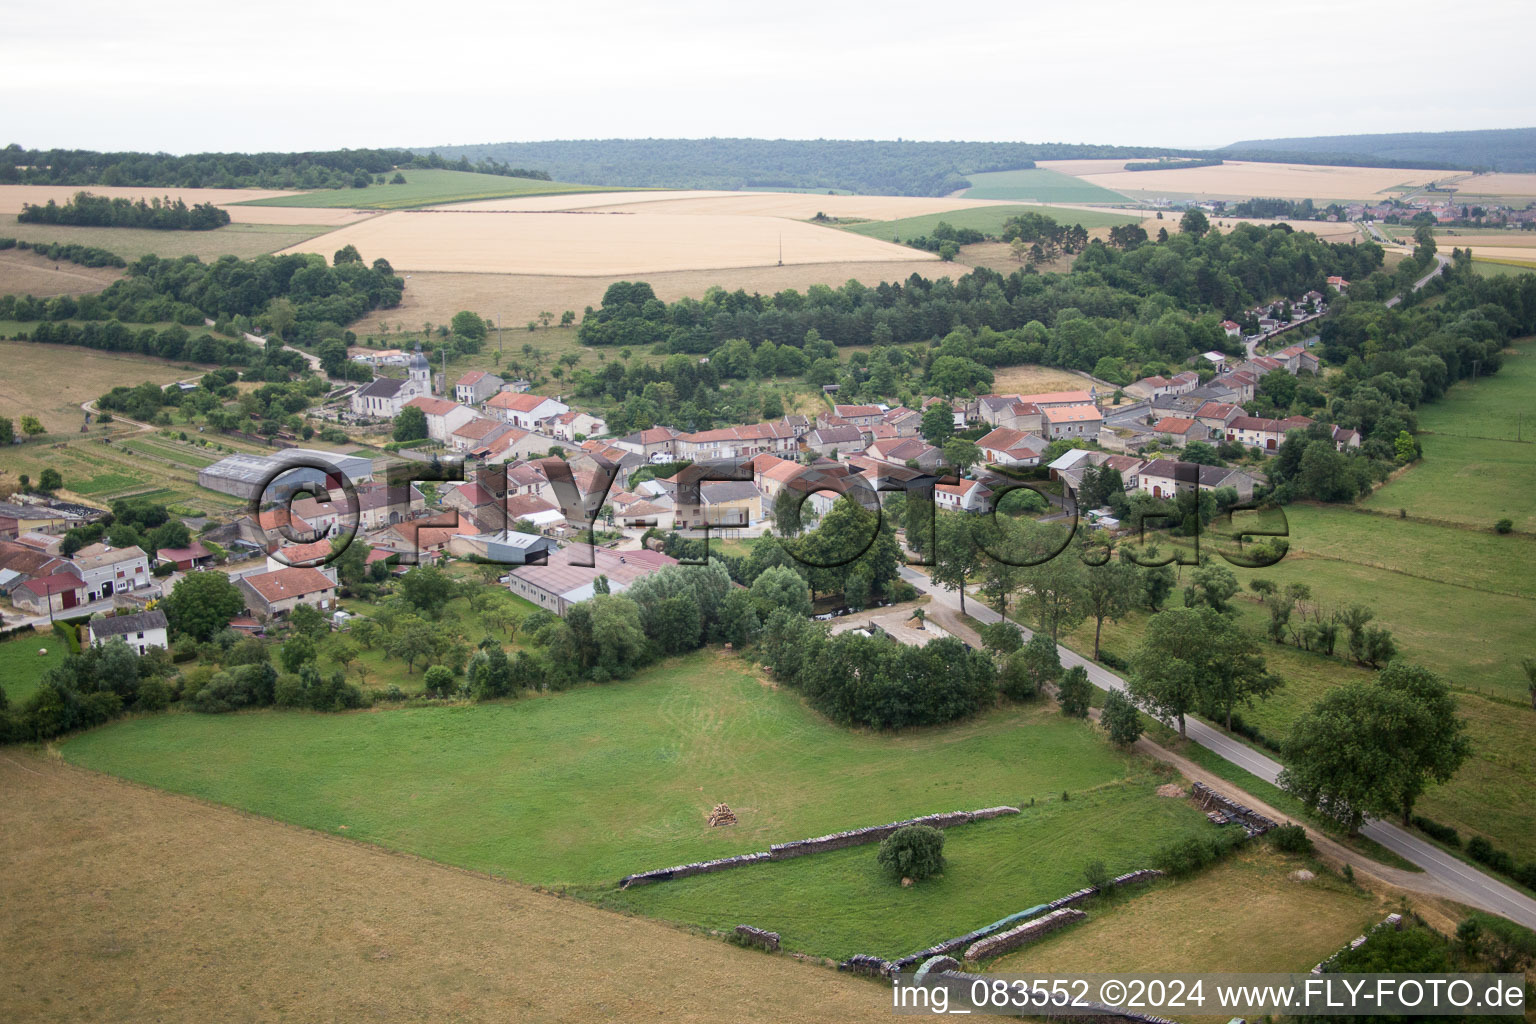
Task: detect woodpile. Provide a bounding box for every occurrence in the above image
[707,803,737,827]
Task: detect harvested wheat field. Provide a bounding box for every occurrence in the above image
[1056,160,1449,201]
[1452,246,1536,264]
[278,210,939,276]
[0,753,890,1024]
[441,189,738,213]
[381,258,978,328]
[1442,172,1536,197]
[575,192,1012,220]
[0,185,299,215]
[989,364,1095,394]
[0,248,123,297]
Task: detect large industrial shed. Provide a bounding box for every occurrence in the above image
[197,449,376,501]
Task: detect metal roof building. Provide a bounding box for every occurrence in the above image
[197,449,375,501]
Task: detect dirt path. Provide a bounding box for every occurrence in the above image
[0,751,893,1024]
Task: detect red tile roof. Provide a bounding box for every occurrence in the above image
[243,567,335,604]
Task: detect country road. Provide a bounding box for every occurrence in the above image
[897,565,1536,929]
[1386,252,1452,308]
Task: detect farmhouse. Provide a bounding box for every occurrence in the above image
[238,566,338,619]
[613,426,682,463]
[829,404,886,427]
[12,573,88,615]
[976,427,1046,467]
[505,547,678,616]
[1226,414,1315,451]
[675,420,800,461]
[1193,402,1244,433]
[85,609,169,655]
[486,391,568,431]
[68,542,150,600]
[404,396,476,443]
[1274,342,1321,375]
[804,424,866,456]
[1138,459,1258,501]
[545,409,608,442]
[935,477,991,513]
[454,370,504,405]
[1042,404,1103,439]
[450,416,516,454]
[866,436,943,471]
[1150,417,1209,448]
[155,540,214,572]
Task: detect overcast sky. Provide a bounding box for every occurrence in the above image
[5,0,1532,155]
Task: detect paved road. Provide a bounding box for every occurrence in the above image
[897,565,1536,929]
[1386,252,1452,308]
[202,319,324,372]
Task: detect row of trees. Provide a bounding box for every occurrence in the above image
[19,192,231,230]
[0,145,548,190]
[0,236,125,268]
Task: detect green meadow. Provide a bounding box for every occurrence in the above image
[959,168,1128,204]
[238,169,642,210]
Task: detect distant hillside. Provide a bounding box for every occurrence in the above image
[409,139,1205,197]
[1221,127,1536,172]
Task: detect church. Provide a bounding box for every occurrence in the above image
[350,343,432,418]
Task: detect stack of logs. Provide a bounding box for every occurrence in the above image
[707,803,737,827]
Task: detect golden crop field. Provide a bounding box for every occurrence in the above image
[577,192,1012,219]
[377,257,975,331]
[1443,172,1536,197]
[0,754,893,1024]
[1055,160,1450,201]
[0,248,122,297]
[277,209,939,276]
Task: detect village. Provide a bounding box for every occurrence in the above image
[0,277,1357,645]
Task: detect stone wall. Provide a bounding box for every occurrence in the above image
[733,925,780,952]
[618,851,769,889]
[769,806,1019,861]
[618,806,1019,888]
[838,954,895,978]
[1310,913,1404,974]
[964,907,1086,961]
[1192,782,1279,837]
[888,869,1163,972]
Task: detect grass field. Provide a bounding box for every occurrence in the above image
[1363,338,1536,529]
[0,632,64,705]
[992,845,1382,974]
[843,203,1140,244]
[0,753,894,1024]
[959,169,1128,204]
[1472,259,1536,277]
[0,338,195,435]
[1,214,344,262]
[0,248,122,298]
[239,169,641,210]
[62,651,1166,891]
[598,780,1210,960]
[1058,498,1536,860]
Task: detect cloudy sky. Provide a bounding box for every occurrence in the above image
[5,0,1531,154]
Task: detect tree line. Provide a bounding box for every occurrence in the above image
[0,237,125,267]
[19,191,232,230]
[0,145,550,190]
[413,139,1211,196]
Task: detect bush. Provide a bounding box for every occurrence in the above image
[1412,815,1461,847]
[1152,829,1245,877]
[1467,836,1516,875]
[1495,518,1514,534]
[1057,664,1092,717]
[1269,824,1314,856]
[877,824,946,882]
[1084,859,1110,892]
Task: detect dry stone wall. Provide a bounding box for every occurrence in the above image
[1311,913,1404,974]
[620,806,1019,887]
[964,907,1086,961]
[733,925,780,951]
[1192,782,1278,837]
[839,954,896,978]
[769,806,1019,861]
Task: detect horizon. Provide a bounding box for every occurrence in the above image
[5,0,1532,154]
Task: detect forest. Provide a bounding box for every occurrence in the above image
[410,138,1206,196]
[1220,126,1536,172]
[19,191,232,230]
[0,146,549,190]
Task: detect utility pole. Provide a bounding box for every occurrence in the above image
[778,233,783,267]
[497,312,503,357]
